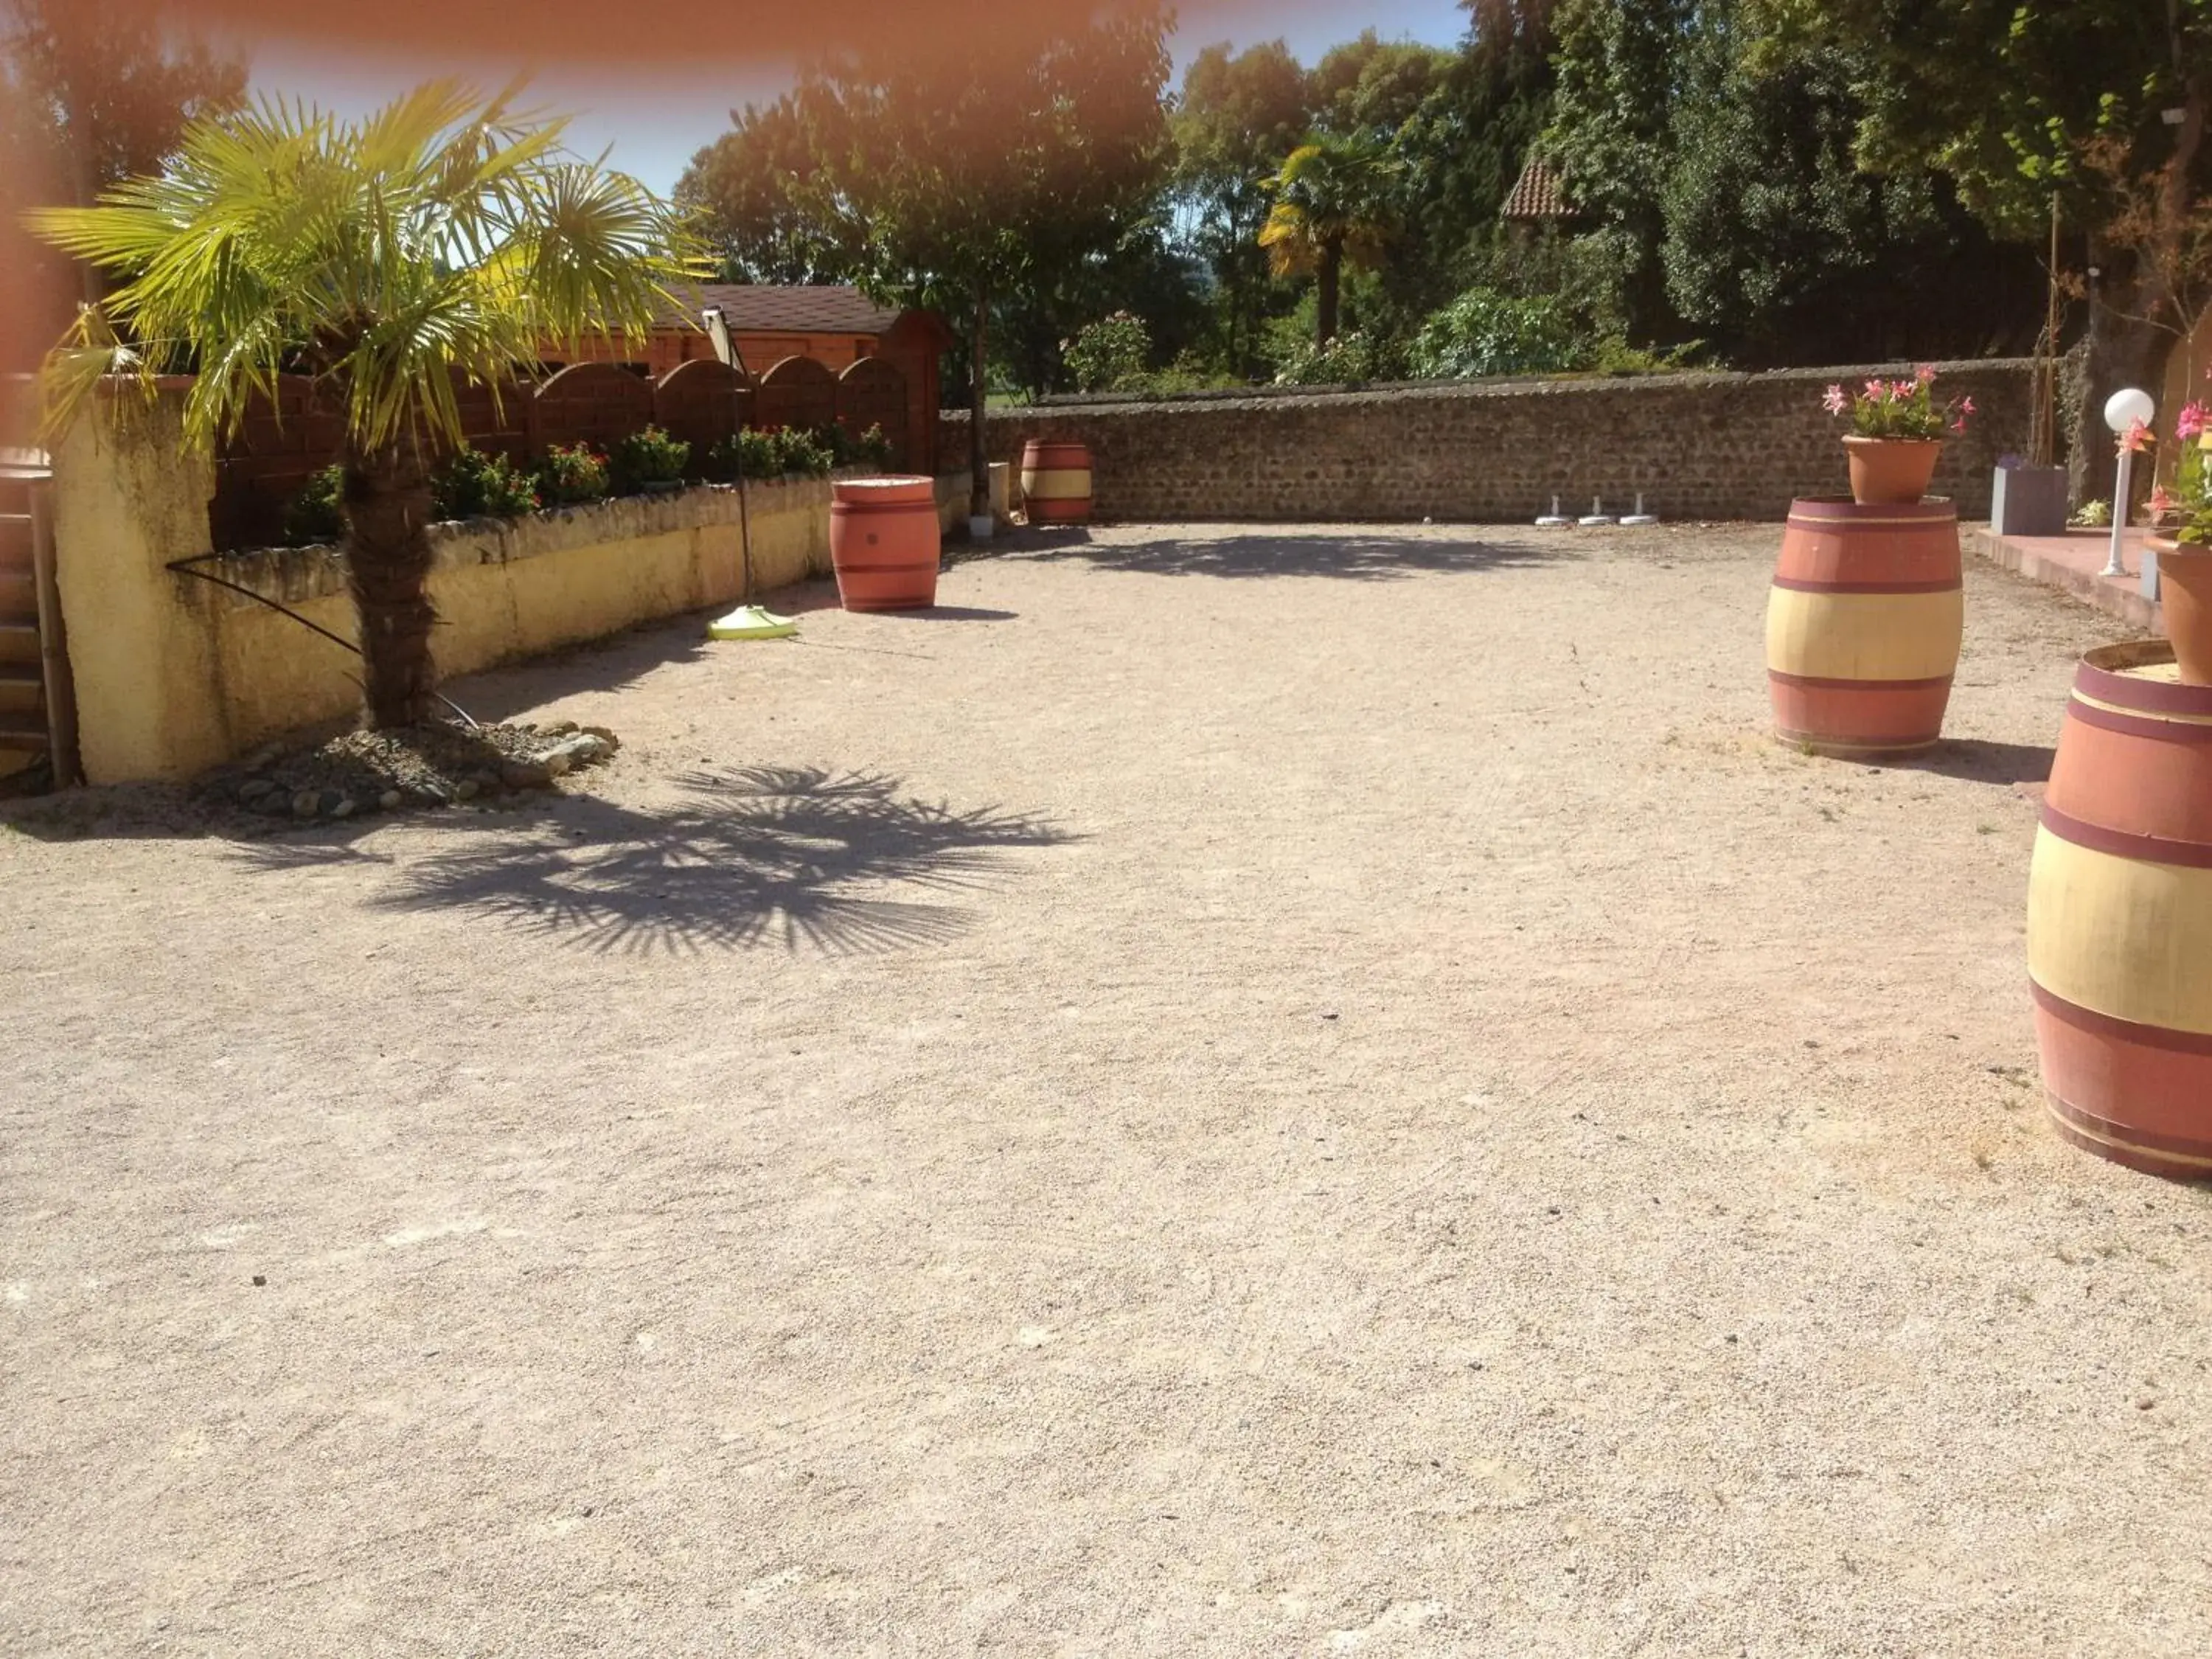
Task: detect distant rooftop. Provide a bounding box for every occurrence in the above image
[1501,158,1571,221]
[667,284,910,335]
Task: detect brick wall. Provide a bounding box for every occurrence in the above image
[943,361,2037,523]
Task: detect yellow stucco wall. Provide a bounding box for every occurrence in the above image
[47,389,970,784]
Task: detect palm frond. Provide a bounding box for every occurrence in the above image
[28,79,703,458]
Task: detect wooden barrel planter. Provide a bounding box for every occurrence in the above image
[2028,641,2212,1178]
[1020,439,1093,525]
[829,476,940,612]
[1764,497,1963,757]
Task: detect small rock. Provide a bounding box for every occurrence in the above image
[237,778,276,801]
[291,790,320,818]
[580,725,621,754]
[541,720,580,738]
[541,732,612,771]
[256,793,293,817]
[414,784,451,806]
[543,750,573,779]
[242,743,284,773]
[251,1274,266,1287]
[330,798,356,819]
[501,759,556,789]
[453,779,479,801]
[319,790,347,816]
[379,790,403,811]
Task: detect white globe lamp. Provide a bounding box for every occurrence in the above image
[2101,388,2154,577]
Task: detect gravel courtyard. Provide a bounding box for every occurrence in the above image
[4,523,2208,1656]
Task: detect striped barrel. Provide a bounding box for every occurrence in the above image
[1765,497,1963,757]
[828,476,940,611]
[1020,439,1092,525]
[2028,641,2212,1178]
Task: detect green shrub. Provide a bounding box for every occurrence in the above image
[1410,288,1580,379]
[537,442,611,506]
[432,445,539,520]
[1062,311,1152,393]
[824,422,895,470]
[282,463,347,546]
[1273,330,1394,386]
[611,423,690,491]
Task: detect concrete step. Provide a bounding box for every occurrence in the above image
[0,571,32,618]
[0,713,48,754]
[0,622,38,665]
[0,667,42,714]
[0,515,29,571]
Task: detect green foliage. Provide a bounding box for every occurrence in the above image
[1411,288,1580,378]
[432,445,540,519]
[1063,312,1153,393]
[2169,409,2212,545]
[706,428,839,481]
[826,423,895,470]
[282,464,347,547]
[537,442,610,506]
[1273,331,1394,386]
[611,424,690,490]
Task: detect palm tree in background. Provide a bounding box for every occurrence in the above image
[1258,133,1401,347]
[30,81,699,727]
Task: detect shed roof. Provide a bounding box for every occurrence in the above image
[1501,157,1571,221]
[668,284,909,335]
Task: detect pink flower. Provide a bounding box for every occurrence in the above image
[1863,378,1886,402]
[1955,395,1975,426]
[2179,402,2208,440]
[2149,485,2177,518]
[1823,384,1848,416]
[1914,363,1937,386]
[2118,418,2153,454]
[1891,380,1917,401]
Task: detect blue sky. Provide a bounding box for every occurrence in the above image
[244,0,1472,196]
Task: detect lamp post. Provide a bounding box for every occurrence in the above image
[2102,386,2154,580]
[700,305,754,602]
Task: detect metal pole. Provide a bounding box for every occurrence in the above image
[2104,448,2133,577]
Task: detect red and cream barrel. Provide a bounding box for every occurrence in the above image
[1765,497,1963,757]
[2028,642,2212,1177]
[1019,439,1093,525]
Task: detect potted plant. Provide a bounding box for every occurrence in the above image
[1822,366,1974,505]
[2146,399,2212,683]
[613,424,690,495]
[537,442,611,507]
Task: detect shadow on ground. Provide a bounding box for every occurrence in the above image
[1894,739,2056,786]
[1011,528,1566,581]
[232,765,1076,955]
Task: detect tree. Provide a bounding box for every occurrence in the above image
[1259,134,1402,347]
[675,96,862,285]
[32,83,697,727]
[1744,0,2211,501]
[708,13,1172,518]
[0,0,244,359]
[1170,41,1315,376]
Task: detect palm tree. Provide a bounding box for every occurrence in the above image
[1257,134,1400,348]
[29,82,698,728]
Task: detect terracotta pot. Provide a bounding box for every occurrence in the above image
[1840,436,1942,506]
[2152,538,2212,686]
[1765,496,1963,757]
[2028,641,2212,1178]
[829,475,939,611]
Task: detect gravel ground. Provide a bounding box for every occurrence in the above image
[1,523,2205,1657]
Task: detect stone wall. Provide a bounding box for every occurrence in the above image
[945,361,2037,524]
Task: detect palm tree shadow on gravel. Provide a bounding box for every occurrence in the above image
[235,765,1077,956]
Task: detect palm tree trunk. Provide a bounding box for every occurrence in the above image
[969,282,991,520]
[344,440,440,728]
[1317,240,1343,347]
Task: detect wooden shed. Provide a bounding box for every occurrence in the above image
[556,285,952,475]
